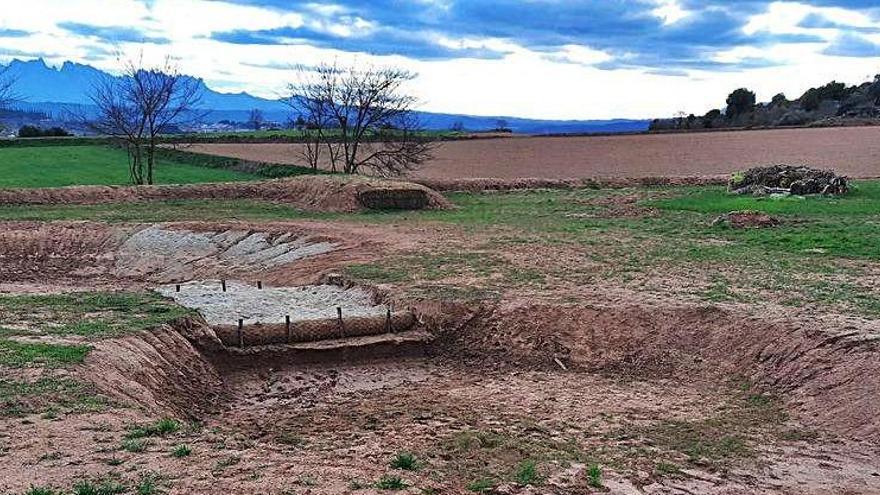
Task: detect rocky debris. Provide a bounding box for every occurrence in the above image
[712,210,780,229]
[115,227,337,281]
[729,165,849,196]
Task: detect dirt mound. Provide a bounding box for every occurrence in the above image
[0,176,450,213]
[729,165,849,195]
[712,210,780,229]
[80,320,224,417]
[438,302,880,441]
[415,175,727,192]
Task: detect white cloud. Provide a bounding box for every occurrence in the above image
[651,0,690,25]
[2,0,880,120]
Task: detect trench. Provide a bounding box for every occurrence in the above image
[83,295,880,447]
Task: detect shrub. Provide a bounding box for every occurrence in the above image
[17,125,72,138]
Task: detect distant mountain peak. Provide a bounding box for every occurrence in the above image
[1,57,650,133]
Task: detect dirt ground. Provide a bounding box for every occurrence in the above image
[3,185,880,493]
[183,127,880,180]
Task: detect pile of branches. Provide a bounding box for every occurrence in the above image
[729,165,849,196]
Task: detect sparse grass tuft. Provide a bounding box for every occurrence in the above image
[655,462,683,476]
[136,473,160,495]
[171,444,192,458]
[126,418,180,439]
[586,464,603,489]
[390,451,420,471]
[25,487,60,495]
[513,459,542,485]
[71,478,127,495]
[466,479,494,493]
[121,438,148,453]
[376,475,407,491]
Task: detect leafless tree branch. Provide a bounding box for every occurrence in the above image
[285,62,434,176]
[84,54,204,185]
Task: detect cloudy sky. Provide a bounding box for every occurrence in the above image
[1,0,880,119]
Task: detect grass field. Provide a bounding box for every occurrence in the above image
[3,181,879,315]
[0,145,257,188]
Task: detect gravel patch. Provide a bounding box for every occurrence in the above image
[116,226,337,279]
[157,280,386,325]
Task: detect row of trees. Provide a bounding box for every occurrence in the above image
[654,76,880,131]
[83,57,431,185]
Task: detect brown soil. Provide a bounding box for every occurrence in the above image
[0,175,450,212]
[712,211,780,229]
[184,126,880,180]
[4,211,880,493]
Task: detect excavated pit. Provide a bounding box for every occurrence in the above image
[4,224,880,493]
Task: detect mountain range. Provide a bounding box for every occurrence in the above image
[2,58,649,134]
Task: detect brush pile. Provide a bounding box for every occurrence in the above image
[729,165,849,196]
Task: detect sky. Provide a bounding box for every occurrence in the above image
[1,0,880,120]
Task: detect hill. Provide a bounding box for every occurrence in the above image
[651,76,880,131]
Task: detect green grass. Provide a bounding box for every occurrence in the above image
[0,377,107,417]
[121,438,149,453]
[126,418,181,439]
[135,473,160,495]
[25,487,61,495]
[513,460,542,485]
[0,292,194,339]
[466,479,494,493]
[0,145,256,188]
[171,444,192,458]
[376,475,408,491]
[2,181,880,315]
[0,339,90,367]
[390,452,420,471]
[71,478,127,495]
[586,464,603,489]
[0,199,308,223]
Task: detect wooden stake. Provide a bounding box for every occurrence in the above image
[285,315,291,343]
[221,279,227,292]
[337,307,344,337]
[238,318,244,348]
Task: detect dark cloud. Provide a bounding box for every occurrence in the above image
[58,22,170,45]
[823,32,880,56]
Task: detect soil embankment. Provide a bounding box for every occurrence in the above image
[0,175,450,212]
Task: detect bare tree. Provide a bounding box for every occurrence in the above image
[0,66,18,135]
[285,62,433,176]
[0,66,17,109]
[247,108,264,131]
[86,55,202,185]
